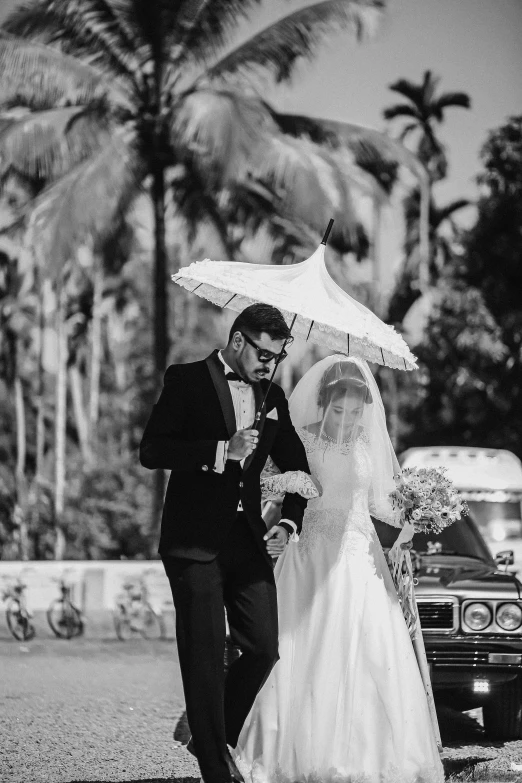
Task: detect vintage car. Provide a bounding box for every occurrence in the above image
[375,514,522,740]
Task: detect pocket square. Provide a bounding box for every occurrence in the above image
[266,408,278,421]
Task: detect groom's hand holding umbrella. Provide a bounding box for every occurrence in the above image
[227,428,259,460]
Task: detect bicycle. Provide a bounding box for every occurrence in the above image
[47,577,84,639]
[113,577,165,641]
[2,579,36,641]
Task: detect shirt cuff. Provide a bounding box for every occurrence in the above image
[213,441,228,474]
[279,519,299,543]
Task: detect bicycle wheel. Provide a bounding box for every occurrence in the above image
[140,604,166,640]
[6,604,36,641]
[113,608,133,641]
[47,599,83,639]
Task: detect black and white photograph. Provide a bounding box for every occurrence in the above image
[0,1,521,782]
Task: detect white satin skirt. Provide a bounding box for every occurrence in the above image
[233,525,444,783]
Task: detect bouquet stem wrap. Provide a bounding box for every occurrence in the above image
[388,520,417,637]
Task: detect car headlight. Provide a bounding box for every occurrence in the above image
[463,602,492,631]
[496,603,522,631]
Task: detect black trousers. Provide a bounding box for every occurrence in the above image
[162,514,279,783]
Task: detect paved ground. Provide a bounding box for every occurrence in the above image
[1,624,521,783]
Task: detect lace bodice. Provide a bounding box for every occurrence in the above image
[298,428,372,513]
[296,428,399,556]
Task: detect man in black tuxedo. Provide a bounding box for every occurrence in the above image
[140,304,309,783]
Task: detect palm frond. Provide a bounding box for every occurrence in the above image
[273,113,428,184]
[171,158,235,256]
[382,104,420,122]
[434,198,471,226]
[166,0,262,59]
[4,0,144,93]
[172,89,276,186]
[0,106,110,180]
[197,0,384,84]
[421,69,439,105]
[26,129,144,274]
[433,92,471,113]
[398,122,418,142]
[387,77,425,110]
[248,134,362,240]
[0,33,109,110]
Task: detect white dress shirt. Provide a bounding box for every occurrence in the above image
[213,351,297,539]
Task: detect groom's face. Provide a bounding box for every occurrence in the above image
[233,330,285,383]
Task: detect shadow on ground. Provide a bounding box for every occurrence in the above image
[173,711,191,744]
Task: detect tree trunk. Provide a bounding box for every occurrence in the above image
[372,200,383,317]
[14,371,29,561]
[371,200,400,451]
[151,164,169,551]
[54,285,67,560]
[69,364,92,465]
[31,267,46,548]
[418,175,431,292]
[89,259,103,451]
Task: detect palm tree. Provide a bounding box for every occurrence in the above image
[403,192,470,272]
[383,70,470,182]
[383,70,470,291]
[387,192,470,325]
[0,0,389,381]
[0,0,391,538]
[1,0,434,534]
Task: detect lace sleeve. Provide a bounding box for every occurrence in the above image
[368,486,403,528]
[261,471,320,501]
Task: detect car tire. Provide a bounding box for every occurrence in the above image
[483,676,522,740]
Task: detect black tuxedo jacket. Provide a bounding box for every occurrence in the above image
[140,350,310,564]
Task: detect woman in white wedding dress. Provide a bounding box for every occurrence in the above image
[234,356,444,783]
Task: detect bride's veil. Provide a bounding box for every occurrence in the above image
[289,355,400,522]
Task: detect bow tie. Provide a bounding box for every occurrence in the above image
[226,371,249,384]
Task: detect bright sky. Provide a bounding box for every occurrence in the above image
[1,0,521,223]
[248,0,522,223]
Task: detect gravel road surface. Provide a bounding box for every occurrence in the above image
[1,634,521,783]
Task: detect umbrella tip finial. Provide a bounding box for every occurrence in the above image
[321,219,334,246]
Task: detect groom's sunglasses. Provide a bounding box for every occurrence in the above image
[240,331,289,363]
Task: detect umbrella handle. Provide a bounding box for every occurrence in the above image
[253,313,297,429]
[321,218,334,245]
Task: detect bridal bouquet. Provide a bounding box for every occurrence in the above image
[389,466,468,534]
[388,467,467,641]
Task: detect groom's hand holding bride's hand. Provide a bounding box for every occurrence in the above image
[227,429,259,460]
[264,525,289,556]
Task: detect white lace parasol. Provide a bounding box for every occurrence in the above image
[172,241,417,371]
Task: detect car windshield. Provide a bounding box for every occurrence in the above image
[373,515,493,563]
[466,500,522,543]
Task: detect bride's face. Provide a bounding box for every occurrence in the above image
[323,392,364,439]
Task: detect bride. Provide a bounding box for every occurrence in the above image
[234,356,444,783]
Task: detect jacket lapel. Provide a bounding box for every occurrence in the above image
[243,381,267,473]
[205,350,237,439]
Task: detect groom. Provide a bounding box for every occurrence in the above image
[140,304,309,783]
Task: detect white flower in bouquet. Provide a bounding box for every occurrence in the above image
[390,466,468,535]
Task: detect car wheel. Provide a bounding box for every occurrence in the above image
[483,676,522,740]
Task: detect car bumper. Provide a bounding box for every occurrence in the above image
[424,635,522,689]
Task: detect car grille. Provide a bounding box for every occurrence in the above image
[426,649,488,667]
[417,599,457,633]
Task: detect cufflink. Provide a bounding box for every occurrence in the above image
[201,465,209,472]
